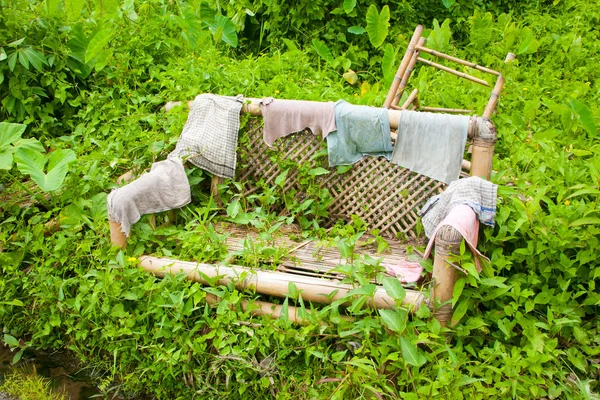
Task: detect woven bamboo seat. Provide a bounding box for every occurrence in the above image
[110,25,515,325]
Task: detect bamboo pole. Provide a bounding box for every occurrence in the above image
[415,45,501,76]
[416,57,491,87]
[139,256,425,311]
[418,107,474,114]
[384,25,424,109]
[204,293,354,325]
[391,37,426,108]
[483,52,516,118]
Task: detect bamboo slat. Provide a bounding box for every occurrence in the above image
[416,57,491,87]
[415,45,501,76]
[483,52,516,118]
[139,256,425,311]
[400,89,419,110]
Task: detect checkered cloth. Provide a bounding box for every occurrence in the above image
[169,94,244,179]
[419,176,498,238]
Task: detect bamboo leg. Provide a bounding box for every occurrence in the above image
[391,37,426,108]
[400,89,419,110]
[109,219,127,248]
[470,118,497,179]
[430,225,462,326]
[384,25,424,108]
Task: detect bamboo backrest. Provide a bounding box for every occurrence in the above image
[384,25,515,117]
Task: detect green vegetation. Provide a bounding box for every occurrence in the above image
[1,0,599,398]
[0,369,67,400]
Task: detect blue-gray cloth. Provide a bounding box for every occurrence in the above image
[390,110,468,184]
[326,101,393,166]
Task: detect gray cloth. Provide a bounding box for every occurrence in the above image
[327,100,393,166]
[107,158,191,237]
[419,176,498,238]
[390,110,468,184]
[169,93,244,179]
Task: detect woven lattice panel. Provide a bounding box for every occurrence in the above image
[236,120,447,240]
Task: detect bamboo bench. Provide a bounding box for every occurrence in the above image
[109,25,514,326]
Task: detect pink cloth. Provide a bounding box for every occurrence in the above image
[423,204,488,272]
[260,97,337,146]
[382,259,423,283]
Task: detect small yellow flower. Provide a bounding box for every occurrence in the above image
[523,87,528,90]
[564,200,571,206]
[127,257,137,263]
[274,90,280,94]
[354,93,358,97]
[197,57,202,61]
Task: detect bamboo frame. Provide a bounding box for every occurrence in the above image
[384,25,424,109]
[400,89,419,110]
[416,57,491,87]
[430,226,461,326]
[139,256,425,311]
[483,52,516,118]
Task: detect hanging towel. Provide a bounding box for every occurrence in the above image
[419,176,498,238]
[260,97,337,146]
[107,158,191,237]
[327,100,393,166]
[381,259,423,283]
[423,204,488,272]
[390,111,469,184]
[169,94,244,179]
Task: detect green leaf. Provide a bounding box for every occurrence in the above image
[311,39,333,64]
[379,309,406,333]
[308,167,329,176]
[566,187,600,199]
[569,217,600,227]
[381,43,396,86]
[343,0,356,14]
[85,28,113,63]
[0,47,6,61]
[365,5,390,48]
[442,0,455,7]
[3,334,19,349]
[15,148,76,192]
[348,26,366,35]
[451,298,472,325]
[568,98,597,136]
[0,299,24,306]
[64,0,85,20]
[22,47,47,71]
[47,0,61,16]
[382,277,406,301]
[214,15,238,48]
[8,52,18,71]
[400,337,426,366]
[346,284,376,297]
[0,122,26,147]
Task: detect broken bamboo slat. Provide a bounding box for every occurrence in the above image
[415,45,501,76]
[392,37,426,107]
[139,256,425,311]
[384,25,424,108]
[416,57,491,87]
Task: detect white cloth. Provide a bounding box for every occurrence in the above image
[107,158,191,236]
[169,94,244,178]
[390,111,468,184]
